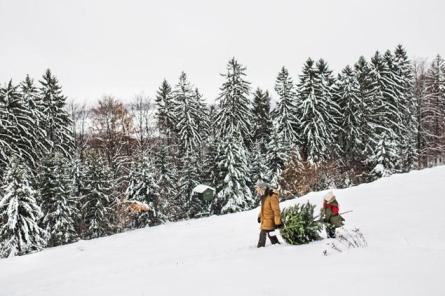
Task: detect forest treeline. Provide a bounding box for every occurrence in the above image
[0,45,444,258]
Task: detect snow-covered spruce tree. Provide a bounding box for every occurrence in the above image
[186,151,212,218]
[0,81,46,171]
[38,153,78,247]
[0,160,46,258]
[354,56,377,166]
[199,105,221,213]
[215,58,253,148]
[364,51,403,175]
[180,151,202,219]
[194,88,211,143]
[422,55,445,164]
[0,81,25,168]
[335,65,366,170]
[252,88,273,152]
[201,105,219,188]
[280,202,322,245]
[70,157,85,232]
[265,126,288,189]
[202,135,219,188]
[153,145,179,221]
[126,156,164,227]
[20,75,50,159]
[368,132,398,178]
[155,79,177,144]
[413,60,429,166]
[249,141,270,189]
[296,58,340,163]
[190,88,210,183]
[383,49,411,169]
[248,140,269,207]
[172,72,203,154]
[39,69,74,157]
[273,66,299,149]
[171,73,207,217]
[393,45,417,171]
[317,59,341,157]
[212,58,254,214]
[213,127,254,214]
[71,157,86,199]
[81,154,115,239]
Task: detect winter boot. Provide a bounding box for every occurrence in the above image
[268,232,281,245]
[326,225,336,238]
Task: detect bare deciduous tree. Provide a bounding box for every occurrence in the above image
[129,94,155,152]
[91,96,134,173]
[68,100,91,161]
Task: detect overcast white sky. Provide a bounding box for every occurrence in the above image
[0,0,444,104]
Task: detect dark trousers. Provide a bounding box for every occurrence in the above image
[326,225,336,238]
[257,230,280,248]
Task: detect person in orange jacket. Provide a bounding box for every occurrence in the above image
[256,182,283,248]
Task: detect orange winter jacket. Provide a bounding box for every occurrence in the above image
[258,192,282,231]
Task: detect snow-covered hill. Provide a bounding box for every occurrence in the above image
[1,167,445,296]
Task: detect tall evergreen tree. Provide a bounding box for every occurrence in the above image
[413,59,429,166]
[215,58,253,147]
[173,72,203,154]
[354,56,377,165]
[393,45,417,171]
[296,58,340,163]
[423,55,445,162]
[213,127,254,214]
[364,51,403,174]
[317,58,341,157]
[126,156,163,227]
[201,105,219,188]
[252,88,272,152]
[273,67,299,149]
[70,157,85,232]
[39,153,78,247]
[0,160,46,258]
[177,151,201,218]
[194,88,211,141]
[249,141,270,190]
[335,65,365,169]
[0,81,46,171]
[155,79,176,141]
[20,75,50,157]
[82,155,115,239]
[265,126,289,188]
[153,145,179,221]
[39,69,74,157]
[172,73,205,212]
[368,132,398,178]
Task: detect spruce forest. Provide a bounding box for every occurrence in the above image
[1,45,444,258]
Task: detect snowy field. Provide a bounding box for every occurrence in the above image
[1,166,445,296]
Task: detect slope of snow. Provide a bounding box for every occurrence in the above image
[1,167,445,296]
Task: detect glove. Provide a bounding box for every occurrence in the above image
[276,223,284,229]
[257,217,261,223]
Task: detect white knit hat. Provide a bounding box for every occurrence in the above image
[255,181,269,190]
[324,190,336,203]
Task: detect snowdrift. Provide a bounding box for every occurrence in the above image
[1,166,445,296]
